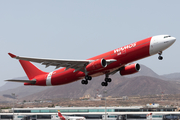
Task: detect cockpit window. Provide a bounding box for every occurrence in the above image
[164,35,171,38]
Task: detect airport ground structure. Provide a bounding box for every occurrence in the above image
[0,106,180,120]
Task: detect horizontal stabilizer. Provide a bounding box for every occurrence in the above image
[5,79,36,84]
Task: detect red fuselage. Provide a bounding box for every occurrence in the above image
[26,37,152,86]
[8,35,176,86]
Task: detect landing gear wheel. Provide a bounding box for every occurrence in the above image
[105,78,112,82]
[107,78,112,82]
[102,74,111,86]
[158,51,163,60]
[104,82,108,86]
[101,82,105,86]
[81,80,85,84]
[158,56,163,60]
[105,78,109,82]
[85,76,89,80]
[84,80,88,85]
[88,76,92,80]
[105,82,108,86]
[81,80,88,85]
[101,82,108,86]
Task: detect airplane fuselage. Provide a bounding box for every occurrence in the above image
[24,35,175,86]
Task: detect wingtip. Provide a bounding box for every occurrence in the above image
[8,53,16,58]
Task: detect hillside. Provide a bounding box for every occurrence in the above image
[161,73,180,81]
[0,64,179,102]
[0,76,28,91]
[21,75,180,100]
[126,64,161,79]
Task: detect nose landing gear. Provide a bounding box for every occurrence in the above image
[158,51,163,60]
[158,56,163,60]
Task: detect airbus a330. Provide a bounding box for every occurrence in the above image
[6,35,176,86]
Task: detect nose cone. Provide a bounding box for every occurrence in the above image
[170,37,176,45]
[166,37,176,48]
[149,35,176,56]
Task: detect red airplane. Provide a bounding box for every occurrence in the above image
[57,110,85,120]
[6,35,176,86]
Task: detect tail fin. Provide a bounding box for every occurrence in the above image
[8,53,47,80]
[58,110,63,117]
[58,110,66,120]
[19,60,47,80]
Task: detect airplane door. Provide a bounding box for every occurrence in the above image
[151,39,158,48]
[150,38,159,55]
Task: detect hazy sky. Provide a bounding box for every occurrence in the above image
[0,1,180,86]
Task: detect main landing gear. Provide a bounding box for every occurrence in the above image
[158,51,163,60]
[81,75,92,85]
[81,74,112,87]
[101,75,112,87]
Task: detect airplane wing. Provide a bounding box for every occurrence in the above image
[8,53,116,72]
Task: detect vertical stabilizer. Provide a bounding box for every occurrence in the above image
[19,60,47,80]
[58,110,66,120]
[58,110,63,117]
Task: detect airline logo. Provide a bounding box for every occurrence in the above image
[58,110,66,120]
[114,43,136,53]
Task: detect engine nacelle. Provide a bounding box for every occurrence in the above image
[86,59,107,72]
[120,63,140,76]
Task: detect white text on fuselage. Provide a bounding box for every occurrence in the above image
[114,43,136,54]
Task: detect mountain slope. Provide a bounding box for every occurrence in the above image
[21,75,180,100]
[161,73,180,81]
[0,76,28,91]
[126,64,161,79]
[0,85,52,98]
[1,64,179,101]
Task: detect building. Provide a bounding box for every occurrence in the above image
[13,106,176,114]
[0,106,179,120]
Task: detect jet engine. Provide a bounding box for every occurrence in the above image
[86,59,107,72]
[120,63,140,76]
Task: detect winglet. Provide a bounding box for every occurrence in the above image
[8,53,16,58]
